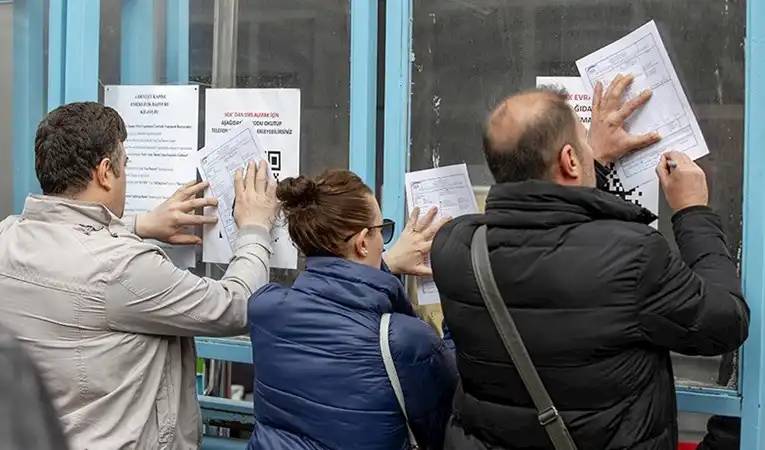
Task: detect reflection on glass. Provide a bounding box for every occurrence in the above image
[411,0,745,389]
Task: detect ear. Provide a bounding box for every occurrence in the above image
[353,228,370,258]
[94,158,115,191]
[558,144,580,180]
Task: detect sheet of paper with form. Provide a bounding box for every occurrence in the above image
[576,20,709,190]
[405,164,479,305]
[196,123,269,252]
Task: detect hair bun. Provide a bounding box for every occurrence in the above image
[277,176,319,210]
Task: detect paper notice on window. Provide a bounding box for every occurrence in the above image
[535,77,593,129]
[195,123,297,270]
[104,85,199,268]
[535,76,658,228]
[203,88,300,269]
[405,164,479,305]
[576,20,709,190]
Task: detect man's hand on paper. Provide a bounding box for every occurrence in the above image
[588,74,662,164]
[383,207,450,277]
[233,160,279,231]
[656,151,709,212]
[135,180,219,245]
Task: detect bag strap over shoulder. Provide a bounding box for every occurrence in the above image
[470,225,577,450]
[380,313,420,449]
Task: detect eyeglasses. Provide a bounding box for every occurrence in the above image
[343,218,396,244]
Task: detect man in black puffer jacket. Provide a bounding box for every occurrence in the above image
[431,77,749,450]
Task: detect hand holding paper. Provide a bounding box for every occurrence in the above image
[589,74,661,164]
[384,206,450,277]
[135,180,218,245]
[577,20,709,189]
[232,160,279,231]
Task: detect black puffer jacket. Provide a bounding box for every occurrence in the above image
[431,181,749,450]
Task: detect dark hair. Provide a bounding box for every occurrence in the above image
[482,88,579,183]
[277,170,375,257]
[35,102,128,195]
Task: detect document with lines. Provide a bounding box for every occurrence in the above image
[405,164,479,305]
[196,123,298,270]
[576,20,709,189]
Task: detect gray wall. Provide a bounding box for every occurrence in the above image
[0,3,12,218]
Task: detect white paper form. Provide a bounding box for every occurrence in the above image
[576,20,709,190]
[203,88,300,269]
[104,85,199,268]
[196,123,298,269]
[405,164,479,305]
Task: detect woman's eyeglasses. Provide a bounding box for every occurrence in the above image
[343,219,396,244]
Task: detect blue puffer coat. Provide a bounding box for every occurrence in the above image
[247,257,457,450]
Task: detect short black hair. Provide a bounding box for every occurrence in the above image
[482,88,579,183]
[35,102,127,195]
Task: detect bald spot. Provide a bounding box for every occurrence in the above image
[484,90,568,155]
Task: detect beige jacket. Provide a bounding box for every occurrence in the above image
[0,195,271,450]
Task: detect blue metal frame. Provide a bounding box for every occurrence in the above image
[47,0,66,111]
[166,0,189,85]
[46,0,100,109]
[348,0,378,186]
[121,0,155,84]
[62,0,100,102]
[12,0,45,212]
[380,0,412,240]
[740,0,765,447]
[196,337,252,364]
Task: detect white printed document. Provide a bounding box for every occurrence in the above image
[405,164,479,305]
[196,123,297,269]
[203,88,301,268]
[104,85,199,268]
[576,20,709,189]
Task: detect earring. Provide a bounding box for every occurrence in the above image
[361,250,368,256]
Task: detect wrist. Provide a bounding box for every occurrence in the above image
[236,217,275,231]
[671,202,708,214]
[134,213,150,238]
[382,252,402,275]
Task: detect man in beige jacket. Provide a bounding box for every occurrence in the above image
[0,102,278,449]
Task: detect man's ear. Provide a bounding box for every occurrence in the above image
[558,144,580,180]
[94,158,114,191]
[353,228,370,257]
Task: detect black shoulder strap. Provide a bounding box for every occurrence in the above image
[470,225,577,450]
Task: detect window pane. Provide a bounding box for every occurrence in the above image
[190,0,351,284]
[411,0,745,389]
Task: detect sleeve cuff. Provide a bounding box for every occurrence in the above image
[235,225,273,254]
[671,205,715,224]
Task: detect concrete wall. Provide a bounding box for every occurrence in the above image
[0,3,12,218]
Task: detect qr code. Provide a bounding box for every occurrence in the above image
[605,164,645,208]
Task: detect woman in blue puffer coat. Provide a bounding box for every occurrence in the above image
[247,169,457,450]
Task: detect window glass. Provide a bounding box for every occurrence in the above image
[411,0,745,389]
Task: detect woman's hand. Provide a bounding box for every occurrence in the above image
[383,207,450,276]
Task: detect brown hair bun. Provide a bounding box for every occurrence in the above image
[277,176,319,210]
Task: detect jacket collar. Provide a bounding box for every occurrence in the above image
[20,195,130,233]
[485,180,656,228]
[296,257,415,316]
